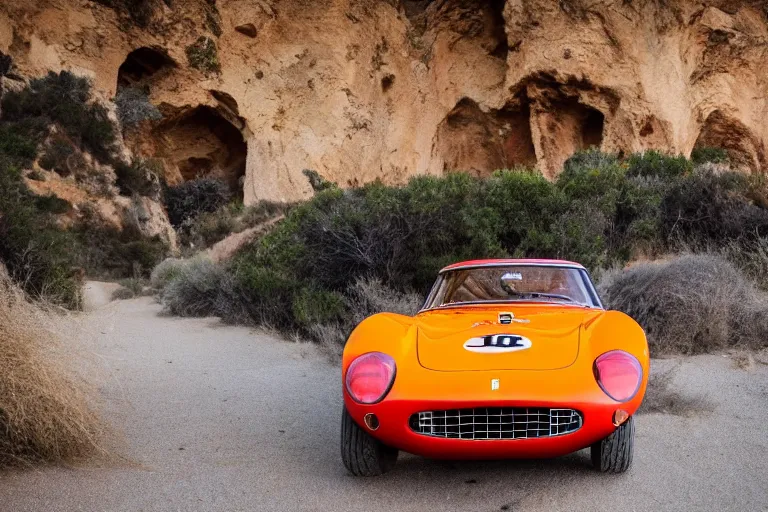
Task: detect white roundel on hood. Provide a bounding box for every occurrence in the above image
[463,334,532,353]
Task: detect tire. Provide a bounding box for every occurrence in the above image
[340,406,398,476]
[590,416,635,473]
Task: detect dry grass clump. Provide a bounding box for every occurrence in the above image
[111,276,146,300]
[312,277,422,360]
[600,254,768,355]
[150,257,186,292]
[639,365,709,416]
[730,350,755,371]
[110,286,136,300]
[0,266,103,465]
[158,257,229,318]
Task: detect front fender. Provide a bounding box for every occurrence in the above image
[581,310,650,406]
[341,313,417,374]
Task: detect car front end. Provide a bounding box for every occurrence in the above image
[342,308,647,460]
[340,259,649,475]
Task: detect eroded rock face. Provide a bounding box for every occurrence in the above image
[1,0,767,204]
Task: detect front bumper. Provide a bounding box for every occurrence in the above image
[344,365,643,459]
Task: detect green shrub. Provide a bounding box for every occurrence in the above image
[626,150,692,180]
[240,201,291,226]
[1,71,116,162]
[74,208,169,279]
[691,146,729,166]
[0,121,43,167]
[0,157,81,307]
[660,168,768,246]
[549,202,609,270]
[112,275,147,300]
[302,169,335,192]
[0,71,168,301]
[111,286,136,300]
[159,258,228,318]
[164,177,231,227]
[292,288,346,329]
[152,148,768,354]
[229,264,298,328]
[484,169,564,258]
[118,276,145,296]
[310,277,422,358]
[35,194,72,215]
[185,37,220,74]
[557,150,624,219]
[150,258,186,291]
[178,200,291,252]
[182,205,239,248]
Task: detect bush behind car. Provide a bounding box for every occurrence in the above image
[158,148,768,355]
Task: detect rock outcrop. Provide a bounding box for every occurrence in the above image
[2,0,766,203]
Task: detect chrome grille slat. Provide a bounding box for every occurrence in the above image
[410,407,582,440]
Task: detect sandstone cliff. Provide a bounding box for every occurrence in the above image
[1,0,767,204]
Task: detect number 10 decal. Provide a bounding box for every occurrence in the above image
[463,334,532,353]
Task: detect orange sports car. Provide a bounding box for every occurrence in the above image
[341,259,649,476]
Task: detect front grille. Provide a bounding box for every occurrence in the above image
[409,407,582,440]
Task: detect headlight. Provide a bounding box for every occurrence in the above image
[345,352,396,404]
[593,350,643,402]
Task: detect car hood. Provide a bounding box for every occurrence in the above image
[415,304,603,371]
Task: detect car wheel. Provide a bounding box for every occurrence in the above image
[340,406,398,476]
[590,416,634,473]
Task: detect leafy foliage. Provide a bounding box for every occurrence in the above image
[74,207,169,279]
[691,146,729,166]
[0,157,81,307]
[1,71,116,163]
[0,70,169,305]
[185,37,220,74]
[155,149,768,356]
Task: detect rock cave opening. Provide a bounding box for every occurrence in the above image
[153,105,247,196]
[580,106,605,148]
[117,46,177,90]
[434,97,536,176]
[693,110,763,172]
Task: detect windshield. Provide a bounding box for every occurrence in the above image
[423,265,601,309]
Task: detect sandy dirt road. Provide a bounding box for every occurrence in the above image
[1,296,767,512]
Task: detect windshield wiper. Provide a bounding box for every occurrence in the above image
[505,291,576,303]
[526,292,577,303]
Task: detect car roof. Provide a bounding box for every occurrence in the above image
[439,258,586,273]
